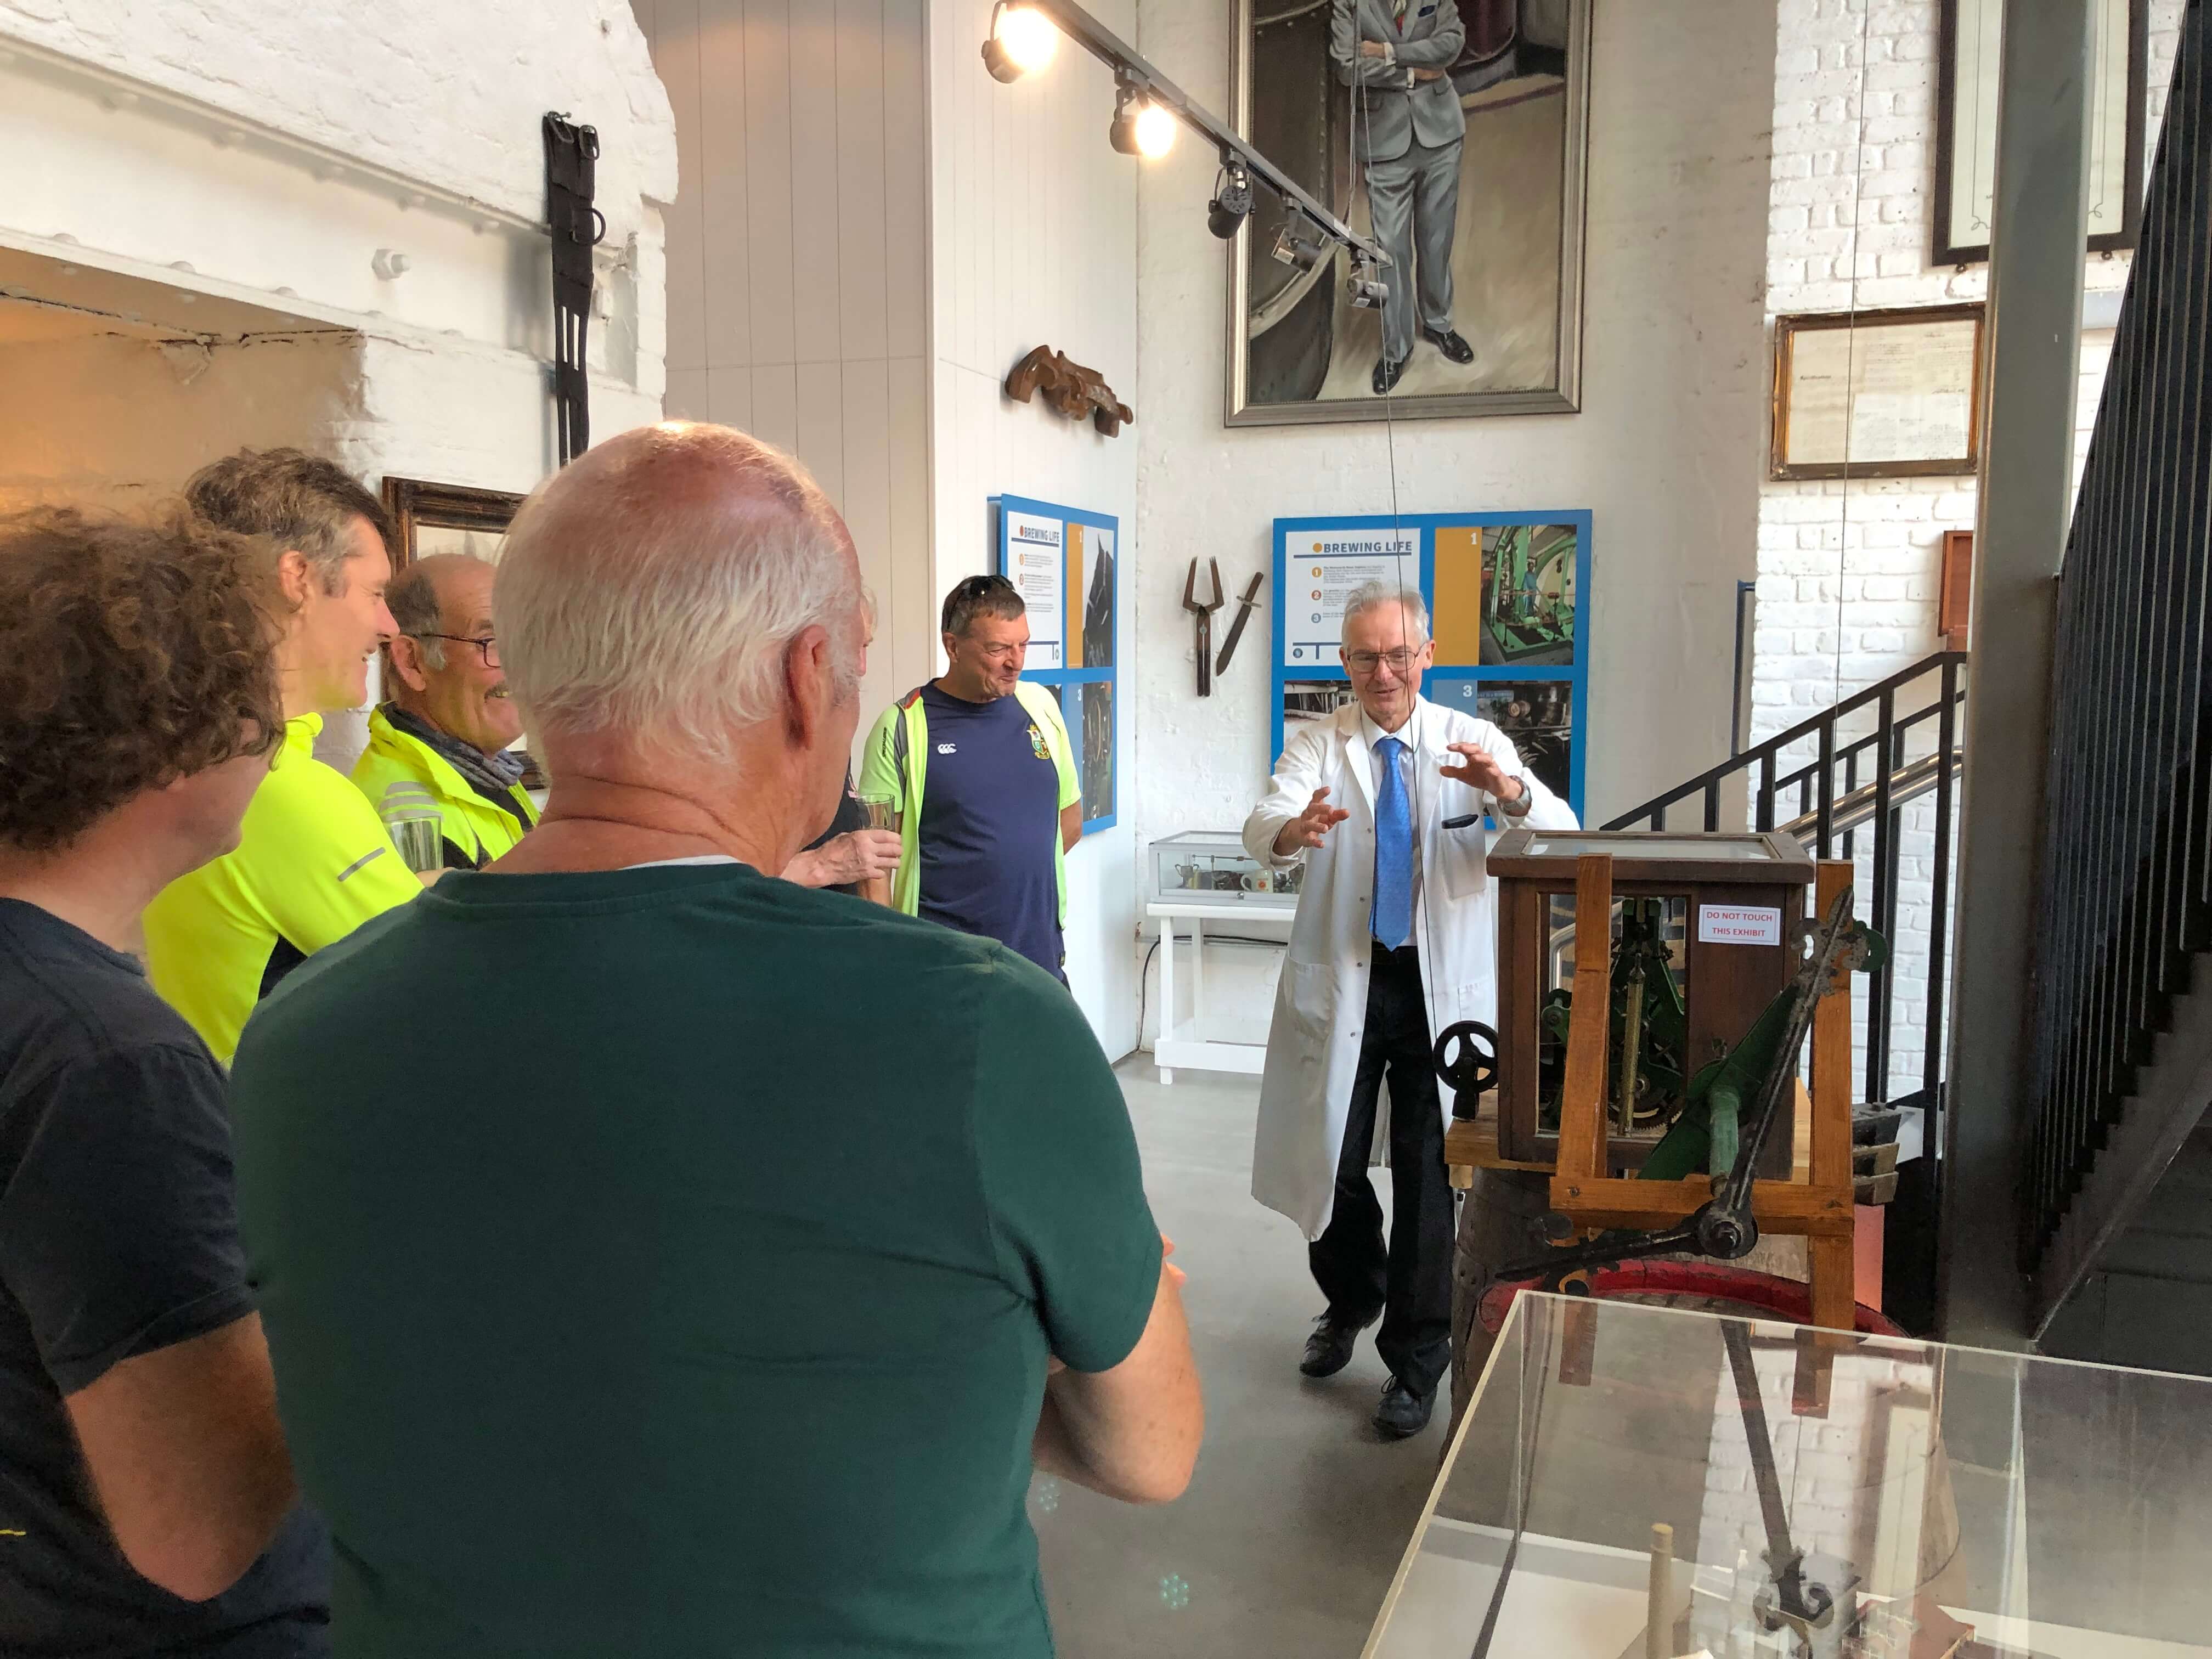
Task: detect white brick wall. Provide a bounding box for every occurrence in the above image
[1756,0,2182,1098]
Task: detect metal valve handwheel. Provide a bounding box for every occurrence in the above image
[1432,1020,1499,1113]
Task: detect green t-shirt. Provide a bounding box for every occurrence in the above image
[229,861,1161,1658]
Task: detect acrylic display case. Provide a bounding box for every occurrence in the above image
[1367,1292,2212,1659]
[1148,830,1302,907]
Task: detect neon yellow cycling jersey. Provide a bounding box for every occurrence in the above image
[351,705,538,871]
[145,715,420,1063]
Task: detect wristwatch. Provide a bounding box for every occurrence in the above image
[1499,776,1534,818]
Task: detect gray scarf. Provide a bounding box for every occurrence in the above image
[382,704,528,804]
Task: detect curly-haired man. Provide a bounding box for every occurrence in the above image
[0,509,330,1653]
[143,449,427,1063]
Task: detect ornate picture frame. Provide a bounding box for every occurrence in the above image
[1770,303,1987,482]
[1225,0,1593,426]
[379,476,527,570]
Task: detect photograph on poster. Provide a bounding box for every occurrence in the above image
[1282,678,1359,741]
[1480,521,1577,666]
[1080,681,1114,824]
[1474,680,1572,801]
[1080,526,1115,669]
[1229,0,1590,424]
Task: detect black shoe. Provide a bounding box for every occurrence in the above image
[1374,1377,1435,1440]
[1423,326,1474,364]
[1299,1311,1376,1379]
[1372,352,1409,395]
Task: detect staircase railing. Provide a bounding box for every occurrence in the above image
[2023,0,2212,1329]
[1605,650,1970,1108]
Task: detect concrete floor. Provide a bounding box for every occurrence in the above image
[1034,1059,1445,1658]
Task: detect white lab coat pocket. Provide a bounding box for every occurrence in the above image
[1436,821,1490,905]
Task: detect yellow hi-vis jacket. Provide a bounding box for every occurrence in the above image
[857,680,1079,921]
[144,714,420,1063]
[351,706,539,871]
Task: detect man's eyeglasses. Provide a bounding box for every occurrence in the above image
[413,633,500,669]
[1344,647,1418,675]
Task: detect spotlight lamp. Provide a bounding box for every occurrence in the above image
[1110,78,1177,159]
[979,0,1389,277]
[1206,163,1254,239]
[1133,101,1177,159]
[1270,224,1328,273]
[982,2,1058,83]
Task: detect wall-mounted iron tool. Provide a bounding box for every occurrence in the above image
[1214,572,1265,678]
[1183,557,1223,696]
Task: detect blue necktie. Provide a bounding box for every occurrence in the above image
[1372,736,1413,949]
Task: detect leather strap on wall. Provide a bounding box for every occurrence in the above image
[543,112,603,467]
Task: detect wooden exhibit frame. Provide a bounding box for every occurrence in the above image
[1931,0,2146,267]
[379,476,527,571]
[1489,828,1817,1169]
[1546,855,1861,1333]
[1770,302,1985,482]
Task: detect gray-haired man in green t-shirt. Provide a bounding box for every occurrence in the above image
[229,423,1202,1658]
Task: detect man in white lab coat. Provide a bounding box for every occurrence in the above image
[1242,583,1576,1439]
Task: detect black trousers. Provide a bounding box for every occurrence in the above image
[1308,941,1455,1397]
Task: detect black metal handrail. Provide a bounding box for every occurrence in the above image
[1606,650,1970,1107]
[2023,0,2212,1316]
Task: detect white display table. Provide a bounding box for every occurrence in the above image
[1146,899,1291,1084]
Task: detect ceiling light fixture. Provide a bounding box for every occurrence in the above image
[1270,225,1327,273]
[1108,80,1176,157]
[982,2,1059,83]
[987,1,1389,274]
[1207,163,1254,239]
[1133,101,1176,159]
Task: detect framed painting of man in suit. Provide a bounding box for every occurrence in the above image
[1227,0,1592,425]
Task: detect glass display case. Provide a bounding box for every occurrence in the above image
[1368,1293,2212,1658]
[1148,830,1302,907]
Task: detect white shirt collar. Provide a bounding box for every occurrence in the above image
[1356,697,1426,754]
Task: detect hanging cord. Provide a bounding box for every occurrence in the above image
[1832,0,1875,712]
[1353,44,1448,1064]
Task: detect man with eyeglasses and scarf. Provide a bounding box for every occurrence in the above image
[860,575,1082,983]
[354,554,540,872]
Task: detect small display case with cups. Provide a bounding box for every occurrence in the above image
[1147,831,1302,907]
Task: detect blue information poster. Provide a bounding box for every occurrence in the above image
[1272,510,1590,821]
[992,494,1118,835]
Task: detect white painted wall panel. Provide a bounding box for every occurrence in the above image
[698,6,753,371]
[929,0,1143,1055]
[741,0,798,368]
[834,0,891,364]
[641,0,933,770]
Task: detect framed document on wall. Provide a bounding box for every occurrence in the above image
[1933,0,2147,266]
[1770,303,1985,481]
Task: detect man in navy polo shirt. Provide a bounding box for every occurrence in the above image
[861,575,1081,979]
